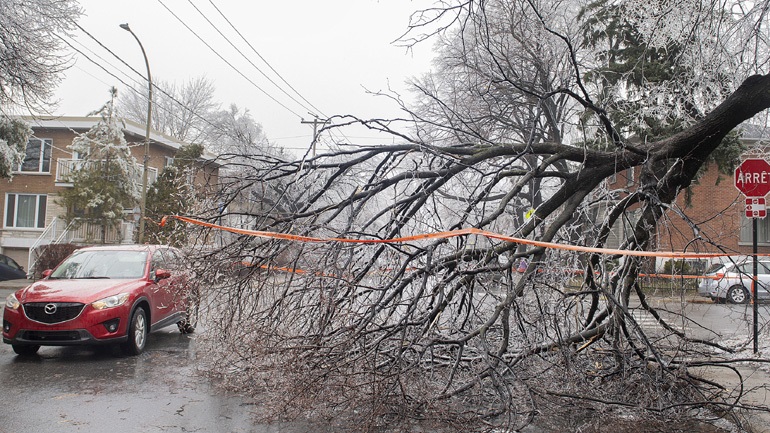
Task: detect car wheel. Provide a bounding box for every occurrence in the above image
[727,285,750,304]
[121,307,148,355]
[12,344,39,356]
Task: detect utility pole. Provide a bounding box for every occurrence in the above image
[300,116,328,156]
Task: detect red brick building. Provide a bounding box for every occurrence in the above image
[655,160,751,256]
[590,128,770,273]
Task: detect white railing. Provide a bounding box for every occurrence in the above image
[27,217,66,276]
[27,218,136,277]
[55,159,85,182]
[53,219,79,244]
[54,220,135,245]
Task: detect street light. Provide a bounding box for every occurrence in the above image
[120,23,152,244]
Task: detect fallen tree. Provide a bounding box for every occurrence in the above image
[183,1,770,431]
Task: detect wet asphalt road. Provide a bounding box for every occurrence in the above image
[0,325,288,433]
[0,279,314,433]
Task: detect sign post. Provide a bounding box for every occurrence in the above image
[735,158,770,354]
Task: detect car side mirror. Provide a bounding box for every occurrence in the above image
[155,269,171,281]
[42,269,53,278]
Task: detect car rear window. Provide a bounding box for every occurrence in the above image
[705,263,726,274]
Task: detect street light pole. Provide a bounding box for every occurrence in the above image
[120,23,152,244]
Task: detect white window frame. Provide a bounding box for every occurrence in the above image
[4,193,47,229]
[17,138,52,173]
[740,214,770,246]
[626,166,635,187]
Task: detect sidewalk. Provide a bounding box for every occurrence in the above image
[0,279,32,290]
[645,291,770,431]
[0,279,32,298]
[0,279,32,303]
[727,366,770,433]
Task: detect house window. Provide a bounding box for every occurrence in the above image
[5,194,47,229]
[18,138,52,173]
[740,214,770,245]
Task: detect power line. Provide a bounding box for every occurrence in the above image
[68,16,338,154]
[157,0,355,151]
[155,0,303,119]
[58,31,264,154]
[65,25,145,92]
[184,0,319,118]
[57,34,137,98]
[205,0,328,119]
[194,1,352,149]
[68,21,285,150]
[64,27,212,130]
[201,0,359,148]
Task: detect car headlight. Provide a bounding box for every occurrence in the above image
[5,293,20,310]
[91,293,130,310]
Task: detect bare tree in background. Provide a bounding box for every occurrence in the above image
[190,105,296,271]
[186,1,770,431]
[205,105,272,156]
[0,0,81,178]
[119,79,285,246]
[118,76,218,144]
[0,0,81,112]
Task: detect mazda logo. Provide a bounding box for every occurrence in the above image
[44,303,57,315]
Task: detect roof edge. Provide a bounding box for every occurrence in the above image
[16,115,219,163]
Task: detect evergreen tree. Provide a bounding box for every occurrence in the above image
[57,88,140,243]
[579,0,744,174]
[145,143,204,246]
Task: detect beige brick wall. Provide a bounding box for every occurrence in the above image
[0,125,218,263]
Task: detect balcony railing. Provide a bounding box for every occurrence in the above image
[61,220,135,244]
[56,158,158,185]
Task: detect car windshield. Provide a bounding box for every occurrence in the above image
[49,250,148,280]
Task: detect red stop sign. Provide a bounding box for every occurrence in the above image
[735,159,770,197]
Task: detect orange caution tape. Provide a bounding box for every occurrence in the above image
[161,215,761,259]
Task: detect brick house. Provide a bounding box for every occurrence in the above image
[602,130,770,272]
[655,162,749,253]
[0,116,219,273]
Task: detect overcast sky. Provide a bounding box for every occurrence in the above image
[52,0,435,153]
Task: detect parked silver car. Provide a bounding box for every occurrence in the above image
[697,260,770,303]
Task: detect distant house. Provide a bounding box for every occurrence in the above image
[0,116,219,274]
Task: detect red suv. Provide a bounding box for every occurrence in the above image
[2,244,195,356]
